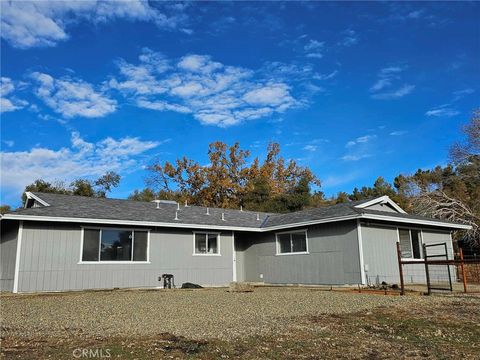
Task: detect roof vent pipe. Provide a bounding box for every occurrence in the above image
[221,212,225,221]
[240,205,243,212]
[206,207,210,215]
[174,211,179,221]
[177,203,180,211]
[185,200,189,207]
[256,213,260,221]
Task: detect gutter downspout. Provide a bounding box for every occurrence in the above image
[357,219,367,285]
[13,220,24,293]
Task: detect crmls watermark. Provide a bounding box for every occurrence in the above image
[72,348,111,358]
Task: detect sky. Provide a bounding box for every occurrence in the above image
[1,1,479,208]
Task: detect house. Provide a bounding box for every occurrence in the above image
[0,192,470,293]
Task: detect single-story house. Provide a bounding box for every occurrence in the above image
[0,192,470,293]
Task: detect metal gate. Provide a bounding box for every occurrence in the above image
[423,242,452,294]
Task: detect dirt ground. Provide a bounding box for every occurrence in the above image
[1,287,479,359]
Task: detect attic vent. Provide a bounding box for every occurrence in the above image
[151,199,177,205]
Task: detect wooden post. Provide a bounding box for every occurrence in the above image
[460,247,467,293]
[396,242,405,296]
[423,244,431,295]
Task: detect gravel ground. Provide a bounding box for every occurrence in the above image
[0,287,475,341]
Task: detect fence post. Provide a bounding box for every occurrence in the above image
[460,247,467,293]
[396,242,405,295]
[423,243,431,295]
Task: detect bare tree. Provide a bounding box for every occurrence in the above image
[413,190,479,246]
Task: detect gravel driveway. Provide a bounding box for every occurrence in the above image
[0,287,469,340]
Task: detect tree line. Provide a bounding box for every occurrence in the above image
[5,110,478,246]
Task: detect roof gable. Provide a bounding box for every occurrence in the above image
[353,195,406,214]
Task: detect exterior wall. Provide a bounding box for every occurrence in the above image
[236,220,362,285]
[0,220,19,291]
[364,203,398,213]
[16,221,234,293]
[361,222,455,285]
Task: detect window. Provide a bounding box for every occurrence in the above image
[276,230,308,254]
[194,232,220,255]
[399,229,422,259]
[81,228,149,262]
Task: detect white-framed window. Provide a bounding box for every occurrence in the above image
[276,229,308,255]
[193,232,221,255]
[81,227,150,263]
[398,228,423,259]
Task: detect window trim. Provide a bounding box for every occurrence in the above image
[192,231,221,256]
[397,227,423,261]
[275,229,309,256]
[79,226,151,264]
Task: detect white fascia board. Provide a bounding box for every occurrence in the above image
[2,213,470,232]
[360,213,472,230]
[1,213,360,232]
[0,214,261,232]
[355,196,406,214]
[24,192,50,207]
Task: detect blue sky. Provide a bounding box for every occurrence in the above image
[1,1,479,207]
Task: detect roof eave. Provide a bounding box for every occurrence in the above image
[1,212,471,231]
[360,213,472,230]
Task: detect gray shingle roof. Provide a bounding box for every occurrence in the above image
[2,192,465,230]
[14,192,270,228]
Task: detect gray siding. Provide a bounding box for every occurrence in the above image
[361,223,455,285]
[364,203,398,213]
[0,220,18,291]
[17,222,233,293]
[237,220,361,285]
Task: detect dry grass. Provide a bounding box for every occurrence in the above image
[1,287,479,359]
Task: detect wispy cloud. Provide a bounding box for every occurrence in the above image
[341,154,371,161]
[109,49,301,127]
[0,1,189,49]
[452,88,474,101]
[338,29,358,47]
[0,132,161,193]
[1,77,28,113]
[304,39,324,59]
[303,145,317,152]
[370,66,414,100]
[31,72,117,118]
[313,70,338,81]
[390,130,408,136]
[425,104,460,117]
[345,134,377,147]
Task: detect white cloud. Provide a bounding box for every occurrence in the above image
[313,70,338,81]
[110,49,300,127]
[0,132,161,193]
[425,105,460,117]
[371,84,415,100]
[304,39,324,59]
[346,134,377,147]
[2,140,14,148]
[31,72,117,118]
[339,29,358,47]
[370,66,414,100]
[306,53,323,59]
[1,1,188,49]
[341,154,371,161]
[452,88,475,101]
[303,145,317,152]
[1,77,28,113]
[390,130,408,136]
[304,39,324,51]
